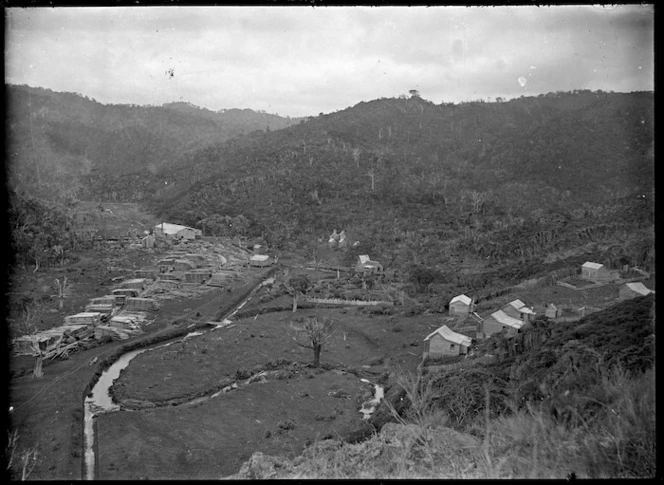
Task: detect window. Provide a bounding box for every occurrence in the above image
[450,344,455,349]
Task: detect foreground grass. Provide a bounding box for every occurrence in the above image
[265,365,655,479]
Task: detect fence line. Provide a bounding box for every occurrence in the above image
[305,297,394,307]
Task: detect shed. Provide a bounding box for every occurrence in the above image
[482,310,524,337]
[619,282,653,300]
[423,325,472,359]
[154,222,199,241]
[357,255,383,274]
[249,254,272,267]
[581,262,613,283]
[545,303,562,319]
[449,294,473,316]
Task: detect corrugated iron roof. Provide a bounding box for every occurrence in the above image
[155,222,196,235]
[489,310,524,329]
[624,282,652,295]
[358,255,370,264]
[582,261,604,270]
[507,299,525,309]
[250,254,270,261]
[424,324,472,346]
[450,294,472,305]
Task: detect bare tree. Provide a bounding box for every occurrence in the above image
[54,276,70,310]
[365,168,377,192]
[352,148,361,169]
[291,315,334,367]
[5,429,39,480]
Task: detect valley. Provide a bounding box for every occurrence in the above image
[5,88,655,480]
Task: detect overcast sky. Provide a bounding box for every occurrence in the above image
[5,5,654,118]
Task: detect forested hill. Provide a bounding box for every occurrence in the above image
[154,90,653,241]
[5,84,301,202]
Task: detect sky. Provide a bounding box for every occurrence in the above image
[4,5,654,118]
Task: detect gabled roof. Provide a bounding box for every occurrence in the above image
[518,307,536,315]
[623,282,652,295]
[582,261,605,270]
[547,303,558,310]
[155,222,195,235]
[358,255,370,264]
[450,294,472,305]
[424,325,472,346]
[250,254,270,261]
[507,299,525,310]
[489,310,524,329]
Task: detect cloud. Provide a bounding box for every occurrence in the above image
[5,5,654,117]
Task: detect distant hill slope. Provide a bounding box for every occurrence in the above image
[5,84,301,201]
[149,91,653,269]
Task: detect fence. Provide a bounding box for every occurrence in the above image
[305,297,394,307]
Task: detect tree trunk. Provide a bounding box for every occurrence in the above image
[313,344,322,367]
[33,355,43,378]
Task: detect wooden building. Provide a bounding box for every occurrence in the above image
[619,282,653,300]
[581,262,614,283]
[482,310,524,338]
[449,294,473,316]
[423,324,472,359]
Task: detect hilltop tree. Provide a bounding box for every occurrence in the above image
[291,315,334,368]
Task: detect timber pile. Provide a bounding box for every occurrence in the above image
[64,312,103,326]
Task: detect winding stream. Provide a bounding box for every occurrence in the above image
[82,275,383,480]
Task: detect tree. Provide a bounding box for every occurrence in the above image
[54,276,70,310]
[286,275,311,312]
[291,315,334,368]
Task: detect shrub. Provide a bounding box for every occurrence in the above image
[235,368,251,380]
[278,419,295,431]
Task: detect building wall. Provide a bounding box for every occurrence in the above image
[502,305,521,319]
[427,334,463,358]
[483,317,519,337]
[619,287,644,300]
[449,301,470,316]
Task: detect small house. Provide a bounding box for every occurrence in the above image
[581,262,614,283]
[249,254,272,267]
[449,294,473,316]
[619,282,653,300]
[482,310,524,337]
[502,299,535,323]
[423,325,472,359]
[356,255,383,274]
[328,229,340,248]
[545,303,562,319]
